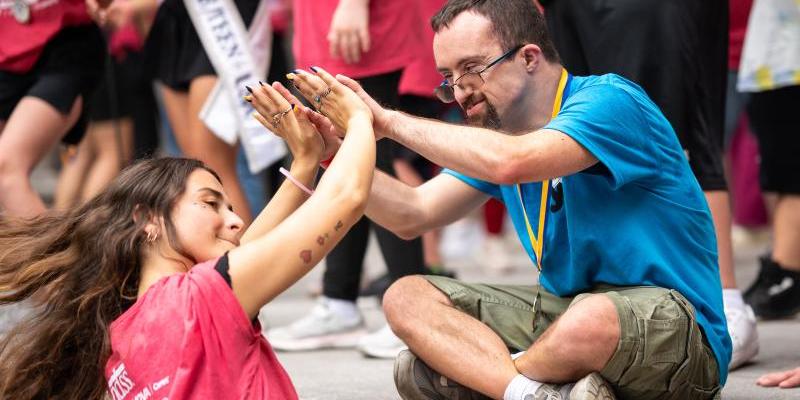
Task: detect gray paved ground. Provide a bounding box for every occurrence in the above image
[264,221,800,400]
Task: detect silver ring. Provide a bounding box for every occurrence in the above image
[314,87,332,105]
[271,105,293,126]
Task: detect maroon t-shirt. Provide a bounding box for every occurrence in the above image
[105,258,297,400]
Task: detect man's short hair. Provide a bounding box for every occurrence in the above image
[431,0,560,63]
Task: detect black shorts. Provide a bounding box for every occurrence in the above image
[0,24,106,144]
[144,0,259,91]
[543,0,729,191]
[747,85,800,194]
[90,49,150,121]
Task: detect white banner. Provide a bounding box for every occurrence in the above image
[185,0,287,173]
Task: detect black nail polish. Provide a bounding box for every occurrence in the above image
[293,69,302,74]
[259,81,265,86]
[310,66,319,72]
[245,86,253,94]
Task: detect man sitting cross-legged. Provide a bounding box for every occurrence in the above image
[287,1,731,398]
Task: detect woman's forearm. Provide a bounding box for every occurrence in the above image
[313,113,375,206]
[239,158,318,244]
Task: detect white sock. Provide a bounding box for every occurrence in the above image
[503,374,544,400]
[723,289,745,309]
[323,297,360,321]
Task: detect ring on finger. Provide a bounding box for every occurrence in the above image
[314,87,332,106]
[271,105,293,126]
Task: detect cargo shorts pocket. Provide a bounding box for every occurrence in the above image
[614,291,689,393]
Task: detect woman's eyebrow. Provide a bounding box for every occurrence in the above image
[197,187,224,199]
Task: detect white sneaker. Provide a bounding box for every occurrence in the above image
[569,372,616,400]
[266,298,367,351]
[726,301,759,370]
[357,324,407,359]
[482,235,514,275]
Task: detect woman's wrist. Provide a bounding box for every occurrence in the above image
[290,157,319,174]
[346,111,372,129]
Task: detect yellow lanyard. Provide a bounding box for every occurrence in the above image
[516,68,568,271]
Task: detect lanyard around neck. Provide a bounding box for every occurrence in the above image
[516,68,568,271]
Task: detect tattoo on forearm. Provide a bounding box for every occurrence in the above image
[300,249,312,264]
[334,220,343,231]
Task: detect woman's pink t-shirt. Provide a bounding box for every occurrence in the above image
[105,259,297,400]
[292,0,415,78]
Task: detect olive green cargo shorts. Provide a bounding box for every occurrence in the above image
[424,276,721,400]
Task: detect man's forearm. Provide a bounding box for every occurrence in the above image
[383,111,515,183]
[363,170,427,240]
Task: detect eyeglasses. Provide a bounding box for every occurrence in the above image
[434,45,524,103]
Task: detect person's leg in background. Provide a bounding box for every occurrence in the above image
[54,132,94,209]
[268,70,426,354]
[0,96,84,217]
[0,25,105,218]
[744,85,800,320]
[80,118,134,200]
[544,0,757,370]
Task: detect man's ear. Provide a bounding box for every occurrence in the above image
[520,44,544,73]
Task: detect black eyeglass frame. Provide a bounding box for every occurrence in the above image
[434,44,524,103]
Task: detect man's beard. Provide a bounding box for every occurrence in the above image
[465,101,502,129]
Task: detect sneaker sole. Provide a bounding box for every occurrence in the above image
[570,372,616,400]
[359,344,408,359]
[266,328,368,351]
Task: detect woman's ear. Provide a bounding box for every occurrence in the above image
[133,204,160,242]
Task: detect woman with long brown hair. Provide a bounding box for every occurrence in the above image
[0,68,373,399]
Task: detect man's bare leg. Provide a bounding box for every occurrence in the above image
[384,277,619,398]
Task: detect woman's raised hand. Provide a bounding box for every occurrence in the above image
[247,81,325,162]
[287,67,372,134]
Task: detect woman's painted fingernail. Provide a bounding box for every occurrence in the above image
[293,69,302,74]
[245,86,254,94]
[286,73,295,80]
[258,81,265,86]
[310,66,319,72]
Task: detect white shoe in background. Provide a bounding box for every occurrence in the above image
[726,300,759,370]
[357,324,407,359]
[266,298,367,351]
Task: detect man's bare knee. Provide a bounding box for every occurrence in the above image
[383,276,452,336]
[540,294,620,371]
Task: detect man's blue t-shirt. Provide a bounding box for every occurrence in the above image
[443,73,732,384]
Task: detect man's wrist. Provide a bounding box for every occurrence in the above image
[380,109,400,140]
